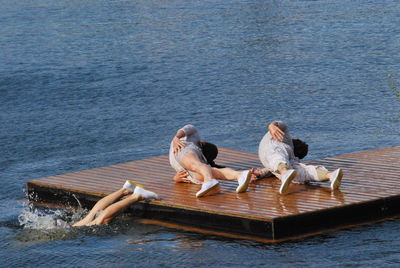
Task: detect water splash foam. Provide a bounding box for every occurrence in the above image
[18,202,86,230]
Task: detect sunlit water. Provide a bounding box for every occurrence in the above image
[1,0,400,267]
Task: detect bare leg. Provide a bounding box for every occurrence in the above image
[84,194,142,226]
[73,188,131,227]
[211,167,243,181]
[181,167,247,183]
[183,166,250,183]
[180,152,213,182]
[314,167,330,182]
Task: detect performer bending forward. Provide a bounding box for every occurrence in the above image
[256,121,343,194]
[169,124,253,198]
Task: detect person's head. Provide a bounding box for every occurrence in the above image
[200,141,225,168]
[292,139,308,159]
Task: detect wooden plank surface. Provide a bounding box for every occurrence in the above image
[27,146,400,240]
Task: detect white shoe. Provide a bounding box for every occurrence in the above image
[196,179,220,198]
[123,180,137,193]
[279,169,296,195]
[330,168,343,190]
[236,170,252,193]
[134,186,159,200]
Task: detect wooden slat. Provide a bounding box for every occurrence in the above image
[27,146,400,241]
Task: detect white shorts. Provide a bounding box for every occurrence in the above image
[172,142,207,184]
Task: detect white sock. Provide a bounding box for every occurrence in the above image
[123,180,136,193]
[134,186,159,200]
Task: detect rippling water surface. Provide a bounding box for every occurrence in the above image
[1,0,400,267]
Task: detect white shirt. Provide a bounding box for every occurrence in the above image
[258,121,296,172]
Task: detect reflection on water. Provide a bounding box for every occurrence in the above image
[274,185,346,215]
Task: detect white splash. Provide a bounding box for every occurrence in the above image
[18,203,86,230]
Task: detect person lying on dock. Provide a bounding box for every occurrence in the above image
[172,140,225,182]
[72,181,159,227]
[169,124,253,198]
[254,121,343,195]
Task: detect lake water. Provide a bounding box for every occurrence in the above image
[1,0,400,267]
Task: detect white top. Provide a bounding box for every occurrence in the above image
[258,121,326,183]
[258,121,296,172]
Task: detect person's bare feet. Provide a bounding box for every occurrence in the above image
[236,170,253,193]
[250,168,260,182]
[134,186,160,200]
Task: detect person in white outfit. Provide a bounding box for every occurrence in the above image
[255,121,343,194]
[169,124,253,198]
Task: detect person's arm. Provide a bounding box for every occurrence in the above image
[172,129,186,154]
[172,125,198,154]
[173,170,192,183]
[268,121,288,142]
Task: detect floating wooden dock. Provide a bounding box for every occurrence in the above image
[26,146,400,242]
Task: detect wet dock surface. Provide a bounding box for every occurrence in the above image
[26,146,400,242]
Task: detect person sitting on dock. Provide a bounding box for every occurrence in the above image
[72,181,159,227]
[254,121,343,195]
[169,124,253,198]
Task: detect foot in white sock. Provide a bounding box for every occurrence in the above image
[134,186,159,200]
[123,180,137,193]
[330,168,343,190]
[236,170,251,193]
[279,169,296,195]
[196,179,220,198]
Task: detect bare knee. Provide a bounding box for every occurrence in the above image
[181,155,203,172]
[183,161,199,172]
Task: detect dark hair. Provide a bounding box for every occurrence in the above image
[292,139,308,159]
[200,141,225,168]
